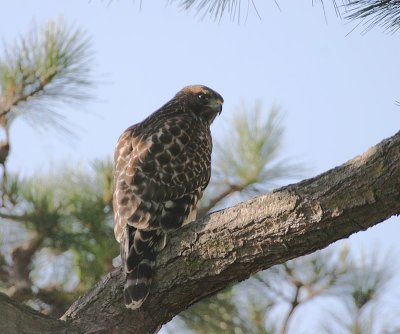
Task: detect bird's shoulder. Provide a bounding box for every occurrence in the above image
[117,109,210,153]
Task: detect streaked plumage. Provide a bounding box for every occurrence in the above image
[113,85,223,309]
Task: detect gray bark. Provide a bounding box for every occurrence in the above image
[0,293,79,334]
[2,131,400,334]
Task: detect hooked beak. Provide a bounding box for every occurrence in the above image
[204,97,223,124]
[216,99,223,115]
[210,97,224,115]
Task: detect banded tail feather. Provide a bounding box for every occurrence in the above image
[121,226,165,309]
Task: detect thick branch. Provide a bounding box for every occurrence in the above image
[0,293,79,334]
[3,131,400,334]
[62,130,400,333]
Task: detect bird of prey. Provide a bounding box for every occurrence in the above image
[113,85,223,309]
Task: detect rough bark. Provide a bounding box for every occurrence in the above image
[0,293,80,334]
[2,131,400,334]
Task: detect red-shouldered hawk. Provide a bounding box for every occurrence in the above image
[113,85,223,309]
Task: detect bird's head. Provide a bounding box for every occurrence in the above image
[175,85,224,124]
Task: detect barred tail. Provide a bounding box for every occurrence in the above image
[121,226,165,309]
[124,255,154,309]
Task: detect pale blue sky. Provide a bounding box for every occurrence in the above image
[1,1,399,332]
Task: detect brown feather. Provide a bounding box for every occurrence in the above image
[113,85,223,309]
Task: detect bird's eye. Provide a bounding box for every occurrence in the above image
[197,93,208,102]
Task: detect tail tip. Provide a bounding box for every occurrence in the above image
[124,281,149,310]
[124,298,145,310]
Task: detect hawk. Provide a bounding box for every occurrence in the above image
[113,85,223,309]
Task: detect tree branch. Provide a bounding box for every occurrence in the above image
[6,233,45,301]
[0,293,79,334]
[280,281,300,334]
[0,72,55,119]
[2,130,400,334]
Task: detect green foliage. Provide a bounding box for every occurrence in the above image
[0,160,117,294]
[0,19,102,313]
[176,285,275,334]
[200,103,302,216]
[175,247,399,334]
[254,248,348,303]
[321,249,399,334]
[173,1,400,33]
[0,18,94,133]
[173,0,257,21]
[215,103,301,193]
[343,0,400,33]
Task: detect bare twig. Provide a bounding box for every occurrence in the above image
[280,283,301,334]
[198,184,241,217]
